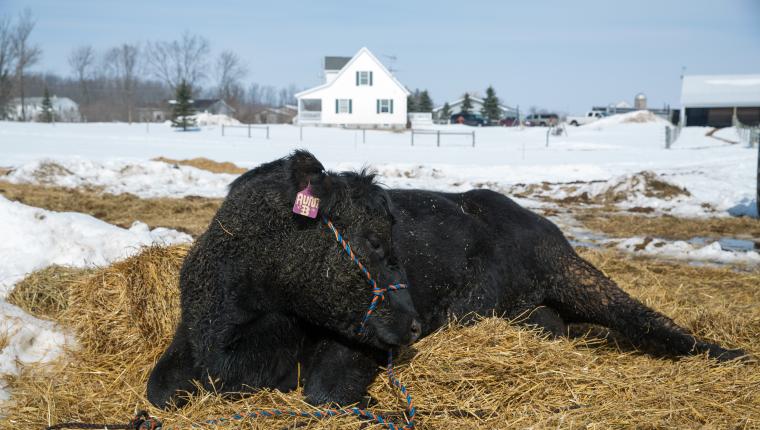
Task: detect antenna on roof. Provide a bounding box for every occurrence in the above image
[383,54,398,74]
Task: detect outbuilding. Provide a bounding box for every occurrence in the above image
[680,74,760,127]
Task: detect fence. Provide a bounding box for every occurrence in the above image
[665,125,681,149]
[736,125,760,148]
[410,129,476,147]
[221,124,270,139]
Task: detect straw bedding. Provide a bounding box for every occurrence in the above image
[2,246,759,429]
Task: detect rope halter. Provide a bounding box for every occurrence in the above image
[321,216,408,334]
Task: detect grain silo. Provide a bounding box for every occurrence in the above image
[634,93,647,110]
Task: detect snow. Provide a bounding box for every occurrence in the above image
[618,237,760,266]
[191,112,241,126]
[681,74,760,107]
[0,119,758,403]
[5,158,237,198]
[0,195,192,401]
[583,110,670,129]
[0,121,755,218]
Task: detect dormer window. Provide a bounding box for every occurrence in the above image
[356,71,373,86]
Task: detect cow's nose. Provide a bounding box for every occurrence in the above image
[409,318,422,343]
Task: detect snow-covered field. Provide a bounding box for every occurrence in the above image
[0,112,758,405]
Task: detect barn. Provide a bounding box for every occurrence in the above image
[680,74,760,127]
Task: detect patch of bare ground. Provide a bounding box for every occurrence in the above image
[0,181,221,237]
[577,209,760,242]
[152,156,248,174]
[0,166,12,176]
[4,246,759,429]
[510,171,690,208]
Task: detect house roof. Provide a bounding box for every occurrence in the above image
[12,96,79,109]
[296,47,410,98]
[193,99,224,109]
[681,74,760,107]
[324,56,352,71]
[433,96,516,114]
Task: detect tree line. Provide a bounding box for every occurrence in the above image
[0,9,301,123]
[409,86,504,123]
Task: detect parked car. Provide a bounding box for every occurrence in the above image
[451,112,487,126]
[567,111,605,126]
[499,117,519,127]
[524,113,559,127]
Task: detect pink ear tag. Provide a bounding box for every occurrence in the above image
[292,184,320,218]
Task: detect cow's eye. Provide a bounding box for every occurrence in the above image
[367,234,384,255]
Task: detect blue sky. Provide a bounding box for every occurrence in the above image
[2,0,759,113]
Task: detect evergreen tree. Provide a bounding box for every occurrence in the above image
[418,90,433,112]
[440,102,451,121]
[39,86,54,123]
[407,94,418,113]
[171,80,197,131]
[461,92,473,114]
[481,86,501,123]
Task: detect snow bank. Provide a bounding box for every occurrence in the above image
[5,158,236,198]
[0,302,71,402]
[0,196,192,400]
[586,110,670,129]
[192,112,241,126]
[617,237,760,265]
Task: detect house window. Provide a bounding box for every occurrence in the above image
[376,99,394,114]
[336,99,352,114]
[356,71,373,86]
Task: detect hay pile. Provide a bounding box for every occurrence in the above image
[152,157,247,175]
[2,246,759,429]
[0,181,221,237]
[577,210,760,242]
[6,265,94,320]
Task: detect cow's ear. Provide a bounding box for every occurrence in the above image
[288,150,325,190]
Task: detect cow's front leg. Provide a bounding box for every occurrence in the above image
[302,338,382,406]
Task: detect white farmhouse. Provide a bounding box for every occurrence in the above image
[295,47,410,129]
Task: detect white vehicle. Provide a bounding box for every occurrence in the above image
[567,111,605,126]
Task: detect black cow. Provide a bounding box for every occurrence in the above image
[148,152,745,410]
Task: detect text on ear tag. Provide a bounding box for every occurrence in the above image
[293,185,320,218]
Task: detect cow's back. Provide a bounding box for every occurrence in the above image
[388,188,571,334]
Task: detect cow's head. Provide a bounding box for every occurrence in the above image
[281,151,420,349]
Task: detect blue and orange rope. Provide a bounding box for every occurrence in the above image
[321,216,408,333]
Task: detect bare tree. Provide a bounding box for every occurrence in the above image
[146,32,209,92]
[104,43,140,123]
[0,16,17,118]
[68,45,94,109]
[214,50,247,103]
[11,8,41,121]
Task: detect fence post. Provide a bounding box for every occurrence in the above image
[266,126,270,140]
[545,127,550,147]
[222,124,225,136]
[472,131,476,148]
[411,130,414,146]
[665,126,671,149]
[363,129,366,144]
[437,130,440,147]
[248,124,251,138]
